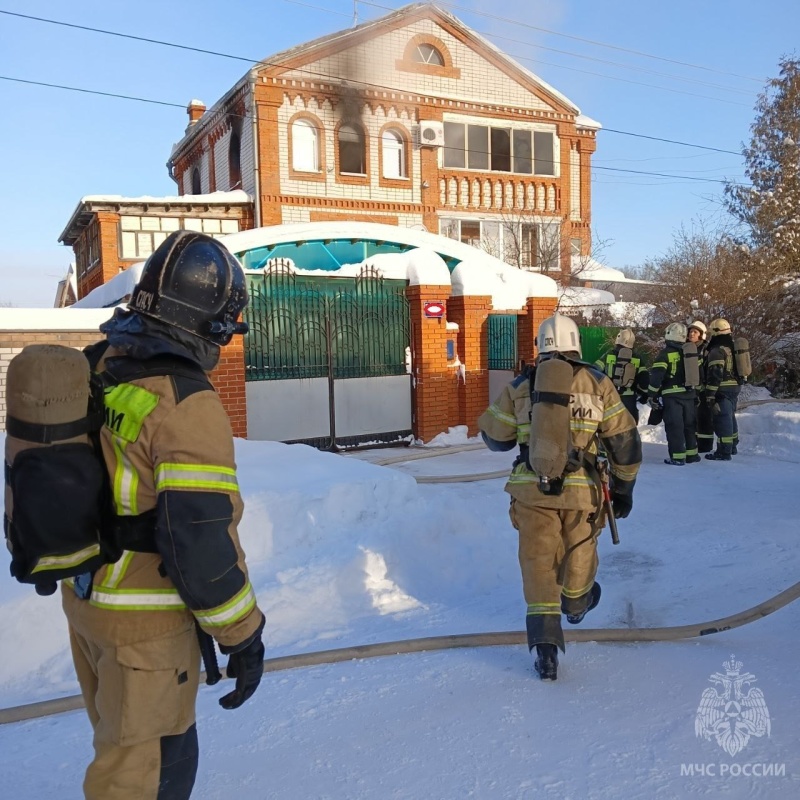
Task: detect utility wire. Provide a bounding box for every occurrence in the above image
[0,9,747,154]
[0,74,748,186]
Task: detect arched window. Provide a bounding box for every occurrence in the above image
[291,119,319,172]
[382,129,405,179]
[412,43,444,66]
[338,124,366,175]
[190,167,201,195]
[229,130,242,188]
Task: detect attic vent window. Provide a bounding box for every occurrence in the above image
[413,43,444,66]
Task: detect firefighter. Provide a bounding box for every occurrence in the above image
[478,314,641,681]
[62,231,266,799]
[594,328,649,423]
[704,318,741,460]
[688,321,714,454]
[647,322,699,465]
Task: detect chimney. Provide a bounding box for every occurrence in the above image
[186,100,206,133]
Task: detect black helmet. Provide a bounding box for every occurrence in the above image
[129,230,249,346]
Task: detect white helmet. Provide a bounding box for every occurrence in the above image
[665,322,687,344]
[537,313,582,358]
[710,318,731,335]
[615,328,635,349]
[688,320,707,341]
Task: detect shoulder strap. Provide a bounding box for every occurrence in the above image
[101,354,213,392]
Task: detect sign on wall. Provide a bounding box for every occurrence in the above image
[424,301,446,318]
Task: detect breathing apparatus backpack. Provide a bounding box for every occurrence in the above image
[4,342,213,597]
[610,347,636,392]
[682,342,701,389]
[4,344,118,596]
[527,356,591,496]
[734,338,752,380]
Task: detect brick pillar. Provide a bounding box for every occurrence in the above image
[447,294,491,435]
[210,334,247,438]
[254,82,283,226]
[96,212,122,286]
[407,285,452,442]
[518,296,558,368]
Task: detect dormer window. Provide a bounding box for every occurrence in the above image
[413,43,444,66]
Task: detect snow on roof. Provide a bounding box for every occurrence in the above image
[559,286,616,308]
[222,221,558,303]
[77,190,251,205]
[606,301,657,327]
[72,262,145,309]
[575,114,602,130]
[0,307,115,332]
[571,255,626,282]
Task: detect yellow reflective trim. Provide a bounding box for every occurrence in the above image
[194,583,256,627]
[112,437,140,516]
[97,550,135,590]
[89,587,186,611]
[487,405,517,427]
[562,581,595,598]
[31,544,101,573]
[602,401,625,422]
[155,463,239,493]
[104,383,159,443]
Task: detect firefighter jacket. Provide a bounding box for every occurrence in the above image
[705,334,742,397]
[63,345,263,651]
[648,342,696,399]
[594,346,649,398]
[478,361,641,511]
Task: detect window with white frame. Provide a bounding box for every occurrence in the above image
[381,129,406,179]
[442,122,557,176]
[412,43,444,66]
[291,119,319,173]
[338,124,366,175]
[119,216,240,259]
[439,217,562,270]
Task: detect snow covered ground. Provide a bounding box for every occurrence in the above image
[1,392,799,798]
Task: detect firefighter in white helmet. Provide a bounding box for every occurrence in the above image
[594,328,649,423]
[687,321,713,454]
[478,313,641,681]
[647,322,700,465]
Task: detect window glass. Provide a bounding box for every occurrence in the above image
[534,131,555,175]
[413,43,444,65]
[490,128,511,172]
[443,122,465,168]
[292,120,319,172]
[460,220,481,247]
[229,130,242,187]
[191,168,201,195]
[540,220,561,270]
[570,238,582,257]
[339,124,366,174]
[439,218,459,240]
[513,130,532,174]
[468,125,489,170]
[382,129,405,178]
[481,221,501,256]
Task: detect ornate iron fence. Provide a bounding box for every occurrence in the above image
[488,314,518,370]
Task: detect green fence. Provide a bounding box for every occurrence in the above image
[244,262,410,381]
[488,314,518,370]
[579,326,617,365]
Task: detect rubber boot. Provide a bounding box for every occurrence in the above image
[705,451,732,461]
[686,454,701,464]
[534,644,558,681]
[563,582,602,625]
[664,458,686,466]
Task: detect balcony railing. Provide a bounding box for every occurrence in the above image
[438,172,561,214]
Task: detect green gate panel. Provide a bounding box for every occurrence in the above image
[488,315,518,370]
[579,326,618,365]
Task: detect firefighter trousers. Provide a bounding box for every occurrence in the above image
[509,500,600,652]
[621,392,639,425]
[67,620,202,800]
[711,387,741,456]
[662,393,698,460]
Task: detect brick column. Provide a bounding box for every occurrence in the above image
[96,212,122,286]
[517,296,558,368]
[210,334,247,438]
[254,82,283,226]
[406,284,452,442]
[447,294,491,435]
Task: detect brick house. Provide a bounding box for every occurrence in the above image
[167,2,598,273]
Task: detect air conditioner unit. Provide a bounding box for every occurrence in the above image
[419,120,445,147]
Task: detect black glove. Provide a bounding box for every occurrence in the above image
[611,491,633,519]
[647,397,661,411]
[219,616,265,710]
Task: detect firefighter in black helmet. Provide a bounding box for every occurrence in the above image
[63,231,265,800]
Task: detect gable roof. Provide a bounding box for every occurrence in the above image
[257,2,581,115]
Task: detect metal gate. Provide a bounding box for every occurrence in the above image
[488,313,518,402]
[243,259,412,450]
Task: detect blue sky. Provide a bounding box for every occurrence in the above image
[0,0,797,306]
